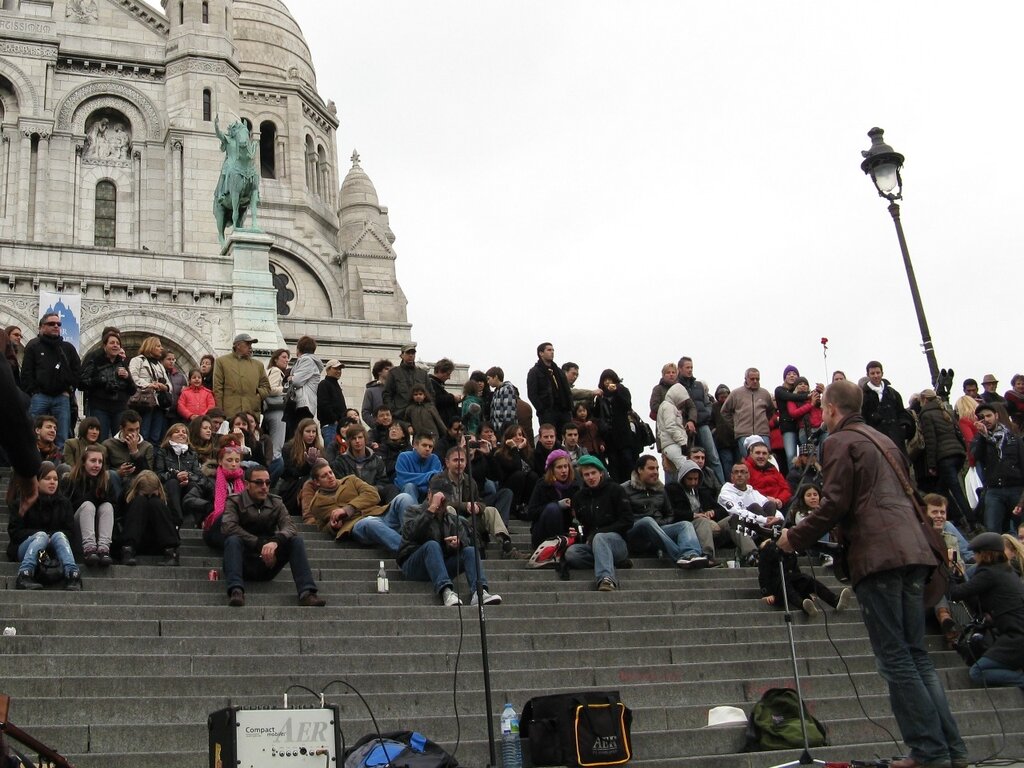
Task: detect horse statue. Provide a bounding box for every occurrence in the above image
[213,116,261,247]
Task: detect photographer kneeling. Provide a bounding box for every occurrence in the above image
[948,532,1024,688]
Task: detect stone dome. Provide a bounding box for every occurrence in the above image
[232,0,317,90]
[340,151,380,211]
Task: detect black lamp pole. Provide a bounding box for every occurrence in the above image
[860,127,940,387]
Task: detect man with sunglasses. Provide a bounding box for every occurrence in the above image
[20,313,81,450]
[220,464,326,608]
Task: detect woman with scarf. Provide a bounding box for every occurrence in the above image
[526,449,578,549]
[200,442,246,549]
[154,422,206,527]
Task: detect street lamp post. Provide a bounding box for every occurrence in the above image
[860,127,941,387]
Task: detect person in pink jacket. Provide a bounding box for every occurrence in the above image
[177,369,216,422]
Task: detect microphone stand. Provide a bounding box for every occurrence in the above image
[459,451,498,768]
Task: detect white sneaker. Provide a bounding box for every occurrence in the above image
[441,587,462,607]
[470,589,502,606]
[802,598,820,619]
[836,587,853,612]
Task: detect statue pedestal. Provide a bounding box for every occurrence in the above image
[225,230,286,354]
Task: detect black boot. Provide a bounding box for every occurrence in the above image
[121,546,137,566]
[15,570,42,590]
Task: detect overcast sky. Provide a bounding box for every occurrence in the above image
[166,2,1024,406]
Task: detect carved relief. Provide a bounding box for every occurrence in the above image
[0,42,56,59]
[165,58,239,82]
[57,81,163,140]
[56,58,163,82]
[66,0,99,23]
[83,114,132,162]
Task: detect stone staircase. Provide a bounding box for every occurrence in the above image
[2,479,1023,767]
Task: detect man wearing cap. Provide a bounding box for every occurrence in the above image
[970,402,1024,533]
[214,333,271,417]
[720,368,774,460]
[779,379,966,768]
[981,374,1005,405]
[948,531,1024,689]
[744,438,792,508]
[317,360,347,448]
[565,455,635,591]
[383,343,430,423]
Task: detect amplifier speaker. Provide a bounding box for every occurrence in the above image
[208,705,341,767]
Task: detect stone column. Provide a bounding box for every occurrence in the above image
[276,136,287,179]
[34,131,50,241]
[171,139,183,253]
[72,143,83,245]
[224,229,286,351]
[15,131,31,239]
[0,133,9,221]
[133,149,142,249]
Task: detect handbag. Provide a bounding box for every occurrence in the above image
[848,425,950,607]
[520,691,633,767]
[34,549,65,586]
[128,388,159,410]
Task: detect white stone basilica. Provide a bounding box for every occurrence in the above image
[0,0,412,386]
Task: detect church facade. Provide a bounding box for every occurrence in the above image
[0,0,412,387]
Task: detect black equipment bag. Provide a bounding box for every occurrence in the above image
[34,550,65,586]
[520,691,633,767]
[343,730,458,768]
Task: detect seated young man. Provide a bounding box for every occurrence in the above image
[715,463,777,566]
[743,438,792,509]
[102,408,154,488]
[428,445,523,559]
[394,433,443,501]
[34,415,65,467]
[532,423,563,476]
[368,405,395,449]
[306,459,415,555]
[561,423,589,466]
[332,424,398,502]
[220,464,326,608]
[624,454,708,569]
[397,490,501,607]
[565,455,634,591]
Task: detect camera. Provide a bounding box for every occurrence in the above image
[466,439,479,450]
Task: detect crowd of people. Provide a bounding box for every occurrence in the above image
[2,322,1023,688]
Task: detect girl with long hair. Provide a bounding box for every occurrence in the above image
[61,445,115,568]
[279,417,323,516]
[121,470,180,566]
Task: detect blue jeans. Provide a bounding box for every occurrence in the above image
[399,540,485,594]
[565,532,629,586]
[627,516,701,562]
[717,445,736,476]
[969,655,1024,687]
[222,534,318,597]
[696,424,725,484]
[30,393,71,448]
[18,531,77,576]
[401,481,425,501]
[88,407,120,441]
[982,486,1021,533]
[321,423,338,450]
[935,456,971,525]
[855,566,966,764]
[141,407,166,445]
[352,516,402,554]
[782,431,799,468]
[382,492,417,530]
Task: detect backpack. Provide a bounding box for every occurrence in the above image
[34,549,66,587]
[628,410,656,448]
[344,730,458,768]
[744,688,827,751]
[528,533,578,568]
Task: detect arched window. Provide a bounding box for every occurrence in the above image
[202,89,212,122]
[95,181,117,248]
[202,1,209,23]
[242,117,252,133]
[260,121,277,179]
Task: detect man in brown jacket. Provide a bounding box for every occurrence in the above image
[307,460,415,555]
[779,380,966,768]
[213,333,271,417]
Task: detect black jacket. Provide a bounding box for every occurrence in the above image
[317,378,348,427]
[21,334,81,396]
[665,481,723,522]
[6,491,75,561]
[526,360,573,421]
[0,355,40,480]
[861,380,913,449]
[679,375,713,427]
[333,449,391,495]
[79,348,136,413]
[971,426,1024,494]
[429,375,460,426]
[948,563,1024,668]
[571,477,633,542]
[621,475,673,523]
[397,503,473,566]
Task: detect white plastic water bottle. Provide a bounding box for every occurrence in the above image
[500,701,522,768]
[376,560,389,594]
